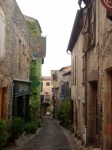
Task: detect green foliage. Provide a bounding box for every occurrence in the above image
[35,118,43,128]
[8,117,24,141]
[47,106,51,113]
[58,99,70,128]
[27,19,42,120]
[0,119,9,149]
[25,122,37,134]
[26,20,41,36]
[30,59,42,119]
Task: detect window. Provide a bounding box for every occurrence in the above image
[107,10,112,21]
[82,0,96,52]
[71,56,76,85]
[75,56,76,85]
[71,59,74,85]
[88,0,95,47]
[41,82,43,86]
[82,8,88,52]
[0,8,5,58]
[46,82,50,86]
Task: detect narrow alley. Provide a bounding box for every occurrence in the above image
[18,117,79,150]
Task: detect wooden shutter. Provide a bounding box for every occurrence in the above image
[75,56,76,85]
[82,8,88,52]
[72,59,74,85]
[0,15,5,57]
[89,0,95,47]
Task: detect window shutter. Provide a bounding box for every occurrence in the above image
[0,15,5,57]
[71,59,75,85]
[82,8,88,52]
[89,0,95,46]
[74,56,76,85]
[83,8,88,34]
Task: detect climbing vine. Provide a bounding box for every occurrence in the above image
[26,20,42,36]
[26,19,42,119]
[30,59,42,118]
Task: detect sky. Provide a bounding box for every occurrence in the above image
[16,0,79,76]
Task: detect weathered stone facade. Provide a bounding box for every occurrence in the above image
[42,76,53,102]
[41,76,53,115]
[67,0,112,149]
[70,31,85,141]
[0,0,31,120]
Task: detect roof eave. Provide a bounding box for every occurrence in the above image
[67,9,83,53]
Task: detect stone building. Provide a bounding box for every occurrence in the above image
[41,76,53,115]
[0,0,31,121]
[25,15,46,119]
[57,66,71,101]
[67,0,112,149]
[62,69,71,100]
[52,66,71,118]
[67,9,85,144]
[42,76,53,102]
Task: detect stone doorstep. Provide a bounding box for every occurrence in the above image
[80,146,101,150]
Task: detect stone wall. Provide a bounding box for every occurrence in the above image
[71,33,85,138]
[98,5,112,149]
[42,77,53,102]
[0,0,31,120]
[87,1,112,149]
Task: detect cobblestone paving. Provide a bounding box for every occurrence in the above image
[18,117,79,150]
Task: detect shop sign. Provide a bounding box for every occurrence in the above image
[30,36,46,58]
[100,0,112,12]
[18,83,29,93]
[14,82,30,95]
[51,70,59,87]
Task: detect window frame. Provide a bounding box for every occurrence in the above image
[46,82,50,86]
[0,11,5,58]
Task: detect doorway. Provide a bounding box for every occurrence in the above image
[88,81,98,146]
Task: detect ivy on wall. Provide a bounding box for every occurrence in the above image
[26,18,42,118]
[30,59,41,117]
[27,20,42,36]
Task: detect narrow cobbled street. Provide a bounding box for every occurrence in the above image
[18,117,79,150]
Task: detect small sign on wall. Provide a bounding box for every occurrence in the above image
[100,0,112,12]
[30,36,46,59]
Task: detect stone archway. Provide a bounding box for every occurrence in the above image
[41,101,52,116]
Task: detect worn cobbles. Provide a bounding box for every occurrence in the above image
[18,117,80,150]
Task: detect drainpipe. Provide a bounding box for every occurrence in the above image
[84,52,87,146]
